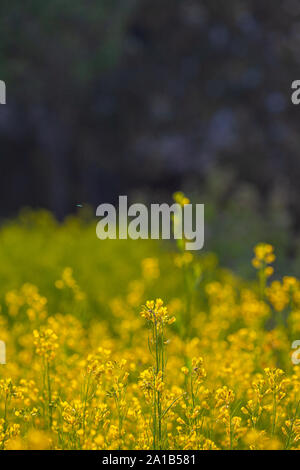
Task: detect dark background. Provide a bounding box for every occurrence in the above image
[0,0,299,272]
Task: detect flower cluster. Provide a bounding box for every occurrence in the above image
[33,328,58,361]
[140,299,176,327]
[252,243,275,277]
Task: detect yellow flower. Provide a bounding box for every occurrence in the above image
[140,299,176,326]
[33,328,58,361]
[252,243,275,271]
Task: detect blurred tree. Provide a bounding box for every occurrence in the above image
[0,0,138,217]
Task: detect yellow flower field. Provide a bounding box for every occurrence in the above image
[0,208,299,450]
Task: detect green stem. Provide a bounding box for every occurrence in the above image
[46,360,53,428]
[272,392,277,436]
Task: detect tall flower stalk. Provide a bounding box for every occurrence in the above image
[33,328,58,429]
[140,299,175,449]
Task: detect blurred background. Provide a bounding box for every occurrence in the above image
[0,0,300,274]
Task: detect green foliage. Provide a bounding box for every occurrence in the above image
[0,209,174,324]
